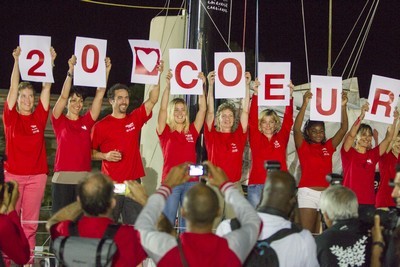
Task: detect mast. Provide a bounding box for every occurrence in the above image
[327,0,332,76]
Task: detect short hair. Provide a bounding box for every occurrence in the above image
[18,82,34,93]
[77,172,114,216]
[107,83,130,99]
[320,185,358,221]
[215,101,236,131]
[167,98,190,133]
[303,119,326,144]
[183,184,219,226]
[258,109,282,134]
[69,86,87,101]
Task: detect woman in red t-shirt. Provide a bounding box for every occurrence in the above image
[341,103,398,216]
[157,70,206,231]
[247,80,294,207]
[294,90,348,234]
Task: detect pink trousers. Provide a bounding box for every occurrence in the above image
[5,172,47,263]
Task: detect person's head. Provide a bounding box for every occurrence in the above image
[355,123,373,149]
[392,164,400,208]
[216,102,236,132]
[320,185,358,227]
[259,109,281,136]
[181,183,219,229]
[77,172,115,216]
[108,83,130,115]
[17,82,35,115]
[67,87,87,116]
[167,98,190,132]
[303,119,326,144]
[258,171,297,216]
[392,132,400,155]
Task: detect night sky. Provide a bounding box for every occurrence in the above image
[0,0,399,98]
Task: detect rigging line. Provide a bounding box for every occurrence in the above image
[349,0,379,79]
[159,0,171,52]
[199,1,232,52]
[81,0,184,10]
[228,0,233,47]
[155,0,170,17]
[332,0,370,69]
[341,0,376,78]
[242,0,247,52]
[161,0,187,54]
[255,0,259,75]
[300,0,310,83]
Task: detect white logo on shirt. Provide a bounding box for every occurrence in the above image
[185,133,194,143]
[329,235,367,267]
[274,140,281,148]
[125,122,135,132]
[366,159,372,164]
[81,125,87,130]
[322,148,330,156]
[231,143,238,153]
[31,125,39,134]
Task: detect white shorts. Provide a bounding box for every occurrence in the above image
[297,187,323,210]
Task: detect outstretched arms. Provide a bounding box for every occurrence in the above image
[331,92,349,148]
[293,91,312,149]
[90,57,112,121]
[144,60,164,116]
[40,47,57,111]
[193,72,207,132]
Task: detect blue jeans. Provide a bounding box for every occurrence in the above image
[163,181,197,232]
[247,184,264,208]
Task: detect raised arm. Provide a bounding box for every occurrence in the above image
[144,60,164,116]
[294,91,312,149]
[7,47,21,110]
[379,108,399,156]
[40,47,57,111]
[205,71,215,130]
[240,72,251,132]
[53,55,76,119]
[193,72,207,132]
[342,102,369,152]
[45,201,82,232]
[386,117,400,153]
[90,57,111,121]
[331,92,349,148]
[157,69,172,134]
[249,78,260,128]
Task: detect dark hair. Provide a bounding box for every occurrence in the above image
[69,86,87,101]
[107,83,130,99]
[303,119,326,143]
[77,173,114,216]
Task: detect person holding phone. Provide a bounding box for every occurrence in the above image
[157,70,206,231]
[3,46,56,263]
[51,55,111,214]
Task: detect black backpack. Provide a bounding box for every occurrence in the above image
[231,218,302,267]
[52,221,121,267]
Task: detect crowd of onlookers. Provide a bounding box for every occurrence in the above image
[1,46,400,266]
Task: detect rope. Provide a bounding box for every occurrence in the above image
[160,0,187,54]
[199,1,232,52]
[332,0,370,69]
[300,0,310,83]
[228,0,233,47]
[80,0,184,10]
[255,0,259,74]
[242,0,247,52]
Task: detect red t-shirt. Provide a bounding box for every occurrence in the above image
[204,122,247,182]
[158,233,241,267]
[158,123,199,181]
[341,146,380,205]
[3,100,49,175]
[91,104,151,182]
[50,216,147,267]
[297,139,335,188]
[51,112,95,172]
[376,152,397,208]
[0,211,30,265]
[248,96,293,184]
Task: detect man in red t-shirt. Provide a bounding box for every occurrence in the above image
[91,61,163,224]
[47,172,147,267]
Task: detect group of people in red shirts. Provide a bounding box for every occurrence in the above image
[2,44,400,266]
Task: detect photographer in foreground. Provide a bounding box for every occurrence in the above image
[135,161,261,267]
[0,180,30,265]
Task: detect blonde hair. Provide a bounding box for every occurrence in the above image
[167,98,190,133]
[215,101,237,132]
[258,109,282,134]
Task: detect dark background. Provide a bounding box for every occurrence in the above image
[0,0,399,98]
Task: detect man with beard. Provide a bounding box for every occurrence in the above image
[91,61,163,224]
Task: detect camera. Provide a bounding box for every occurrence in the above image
[264,161,281,171]
[113,183,126,195]
[188,164,207,177]
[326,173,343,185]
